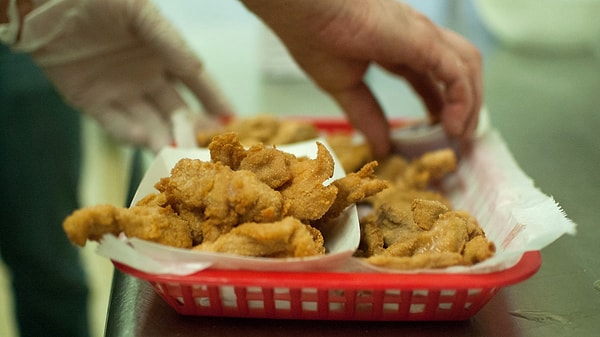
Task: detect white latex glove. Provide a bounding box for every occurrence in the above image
[12,0,234,151]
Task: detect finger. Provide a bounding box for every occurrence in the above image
[145,77,188,120]
[145,71,234,130]
[440,29,483,139]
[91,97,173,152]
[383,64,445,123]
[127,0,235,119]
[425,42,474,138]
[170,108,199,148]
[391,15,475,137]
[330,82,392,159]
[178,69,236,119]
[88,105,148,147]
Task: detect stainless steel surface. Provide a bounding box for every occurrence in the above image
[105,1,600,336]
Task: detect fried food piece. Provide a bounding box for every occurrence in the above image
[269,119,320,145]
[355,220,385,257]
[63,205,121,246]
[358,198,495,270]
[366,252,465,270]
[314,161,389,228]
[208,135,340,222]
[325,133,374,173]
[155,158,285,242]
[208,132,247,170]
[369,201,426,247]
[63,203,192,248]
[368,183,451,214]
[197,114,319,147]
[463,235,496,264]
[279,142,339,221]
[193,217,325,258]
[400,149,457,190]
[222,114,280,145]
[411,198,449,230]
[64,133,372,259]
[412,211,470,255]
[418,149,458,181]
[374,155,409,182]
[238,143,295,189]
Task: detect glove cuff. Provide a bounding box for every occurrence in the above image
[12,0,78,52]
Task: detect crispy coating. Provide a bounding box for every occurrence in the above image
[366,252,465,270]
[197,114,319,147]
[64,117,495,268]
[238,143,295,189]
[326,133,374,173]
[358,197,496,270]
[463,235,496,264]
[155,158,285,242]
[62,133,369,259]
[279,142,339,221]
[411,198,449,230]
[193,217,325,258]
[63,203,192,248]
[269,120,320,145]
[374,149,457,190]
[355,221,385,257]
[373,155,409,182]
[208,132,247,170]
[314,161,389,228]
[63,205,121,246]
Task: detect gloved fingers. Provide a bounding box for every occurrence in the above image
[144,77,188,120]
[179,69,236,119]
[169,108,224,148]
[331,81,392,159]
[145,77,231,147]
[170,108,199,148]
[145,72,234,122]
[126,0,235,119]
[90,97,173,152]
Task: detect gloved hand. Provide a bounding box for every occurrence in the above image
[12,0,234,151]
[242,0,482,158]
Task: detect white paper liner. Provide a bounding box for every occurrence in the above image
[96,130,576,275]
[96,139,360,275]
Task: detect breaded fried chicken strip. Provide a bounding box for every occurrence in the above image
[196,114,319,147]
[357,199,495,269]
[155,158,285,242]
[313,161,389,228]
[325,133,373,173]
[366,252,465,270]
[279,142,338,221]
[238,143,295,189]
[209,132,247,170]
[193,217,325,258]
[63,203,192,248]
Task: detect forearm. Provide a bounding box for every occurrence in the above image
[240,0,348,40]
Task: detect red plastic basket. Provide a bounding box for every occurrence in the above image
[114,118,541,320]
[114,251,540,321]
